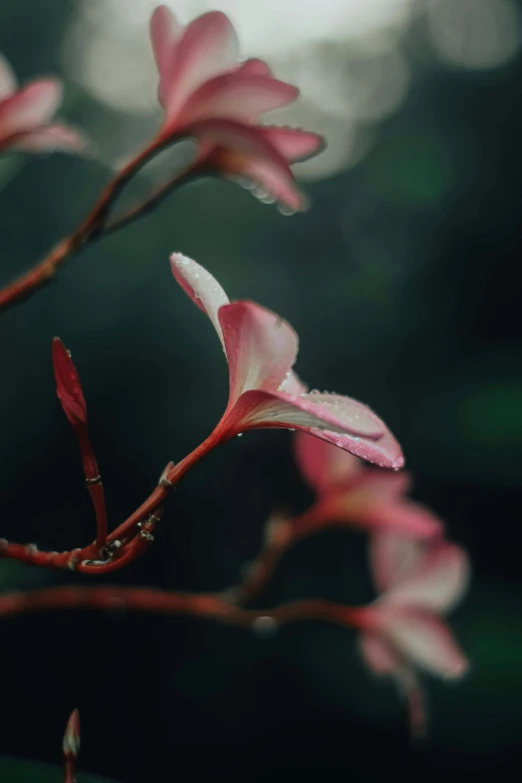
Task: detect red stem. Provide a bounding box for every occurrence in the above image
[0,133,192,311]
[64,759,76,783]
[0,585,367,631]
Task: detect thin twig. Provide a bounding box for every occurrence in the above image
[0,585,366,632]
[0,133,194,311]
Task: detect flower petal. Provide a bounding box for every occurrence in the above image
[306,492,442,539]
[178,73,298,126]
[311,424,404,470]
[279,370,307,395]
[239,58,273,77]
[260,126,325,163]
[377,607,468,679]
[163,11,239,127]
[187,118,306,211]
[371,533,424,593]
[218,300,298,402]
[294,430,362,494]
[0,79,62,141]
[150,5,183,107]
[359,630,399,675]
[0,53,17,100]
[10,123,89,153]
[170,252,230,348]
[225,389,403,468]
[381,539,469,613]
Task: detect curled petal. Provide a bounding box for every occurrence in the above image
[312,424,404,470]
[170,252,229,348]
[178,73,299,125]
[150,5,183,106]
[239,58,273,77]
[52,337,87,429]
[0,53,16,100]
[0,79,61,140]
[376,607,468,679]
[163,11,239,127]
[260,126,325,163]
[219,300,298,402]
[380,539,469,613]
[294,430,362,494]
[10,123,89,153]
[225,389,403,468]
[239,390,384,437]
[187,118,306,211]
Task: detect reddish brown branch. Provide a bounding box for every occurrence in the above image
[0,134,194,311]
[0,585,366,631]
[236,511,362,605]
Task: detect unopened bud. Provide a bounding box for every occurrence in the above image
[63,709,80,760]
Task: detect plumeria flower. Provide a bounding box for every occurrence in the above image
[0,53,87,154]
[359,532,469,734]
[149,5,323,211]
[292,432,443,538]
[171,253,404,469]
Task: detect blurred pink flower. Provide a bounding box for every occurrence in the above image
[171,253,404,469]
[359,533,469,734]
[293,432,443,537]
[149,5,323,211]
[0,53,87,154]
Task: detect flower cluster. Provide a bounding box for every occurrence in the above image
[0,2,470,773]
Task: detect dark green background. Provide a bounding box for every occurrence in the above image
[0,1,521,780]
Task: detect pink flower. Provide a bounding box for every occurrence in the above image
[149,5,323,211]
[359,532,469,734]
[293,432,443,537]
[0,53,87,154]
[170,253,404,469]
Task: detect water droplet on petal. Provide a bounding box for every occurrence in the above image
[237,432,243,438]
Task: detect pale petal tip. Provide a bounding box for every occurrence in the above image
[170,252,193,269]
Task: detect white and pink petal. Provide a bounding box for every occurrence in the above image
[381,540,469,613]
[162,11,239,128]
[0,79,62,141]
[150,5,183,107]
[224,389,403,469]
[177,73,299,126]
[260,126,325,163]
[186,118,306,211]
[170,252,230,347]
[219,300,298,402]
[376,607,468,679]
[294,430,362,494]
[9,123,89,153]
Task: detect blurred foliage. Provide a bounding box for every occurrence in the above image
[0,758,116,782]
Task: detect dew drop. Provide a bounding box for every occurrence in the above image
[277,204,297,216]
[237,432,243,438]
[252,615,278,638]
